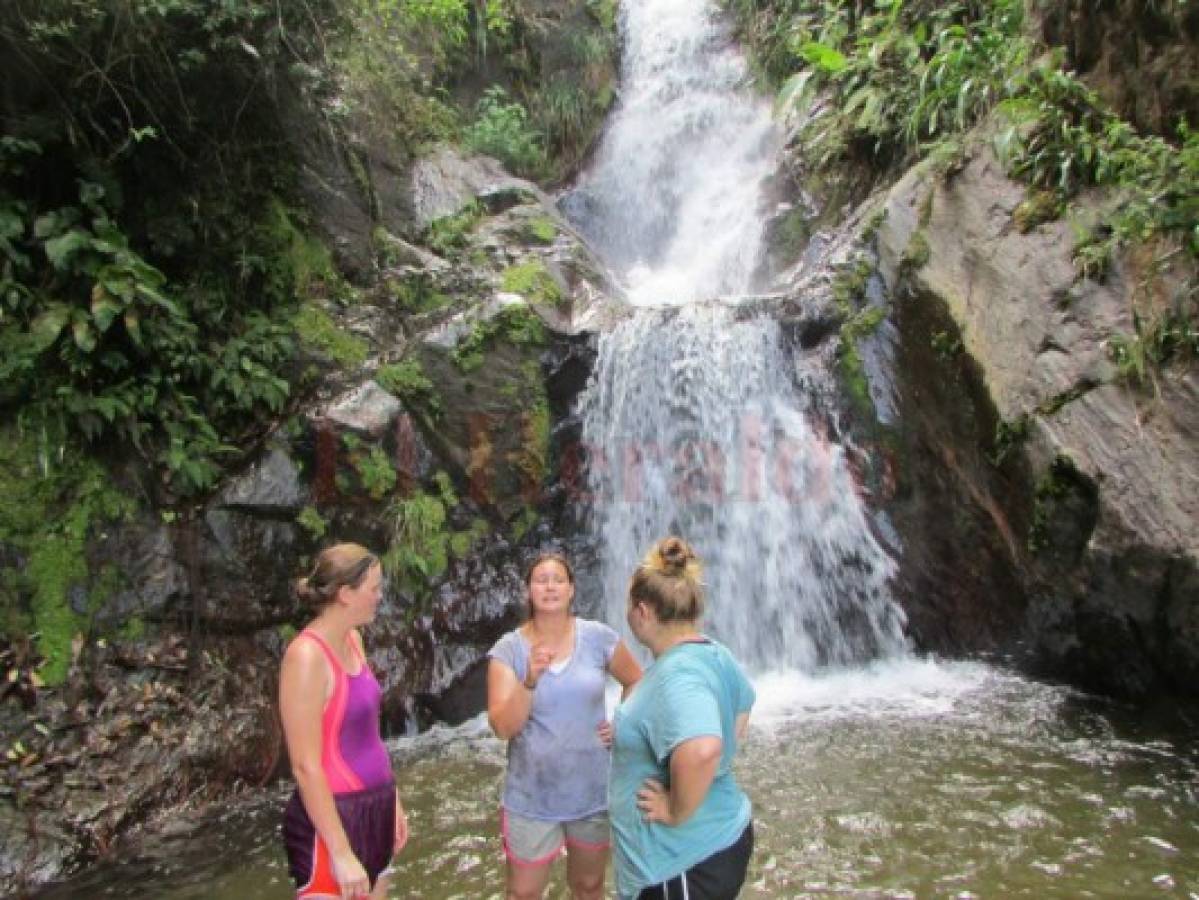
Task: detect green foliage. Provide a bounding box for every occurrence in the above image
[359,0,470,67]
[296,505,329,540]
[26,536,87,686]
[1071,227,1117,282]
[989,414,1030,466]
[421,202,484,257]
[464,87,547,178]
[449,517,490,558]
[0,428,135,683]
[1027,454,1094,555]
[900,231,931,273]
[119,615,147,642]
[354,447,398,499]
[587,0,618,33]
[0,171,297,494]
[293,303,369,369]
[336,0,463,149]
[524,217,559,245]
[384,470,490,572]
[831,256,874,314]
[930,329,963,360]
[996,70,1199,261]
[1012,190,1063,233]
[501,260,564,306]
[1108,311,1199,388]
[512,506,540,541]
[764,0,1027,172]
[377,358,442,415]
[516,395,551,489]
[387,272,451,313]
[0,4,357,495]
[452,305,547,372]
[383,490,449,591]
[838,304,885,417]
[433,470,458,508]
[537,79,590,156]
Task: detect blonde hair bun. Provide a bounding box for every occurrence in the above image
[645,536,702,580]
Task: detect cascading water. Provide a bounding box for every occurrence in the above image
[579,307,907,670]
[565,0,906,669]
[561,0,778,304]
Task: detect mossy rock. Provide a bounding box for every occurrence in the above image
[408,309,551,521]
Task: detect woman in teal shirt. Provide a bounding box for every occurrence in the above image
[610,537,756,899]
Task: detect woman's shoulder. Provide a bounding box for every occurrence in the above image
[281,629,329,677]
[575,617,619,643]
[488,627,526,658]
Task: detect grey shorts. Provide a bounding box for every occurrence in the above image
[501,808,611,866]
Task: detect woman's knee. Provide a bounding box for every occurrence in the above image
[567,871,605,897]
[507,865,551,900]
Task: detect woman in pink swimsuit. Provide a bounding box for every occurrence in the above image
[279,543,408,899]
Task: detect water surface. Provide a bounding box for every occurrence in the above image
[39,661,1199,898]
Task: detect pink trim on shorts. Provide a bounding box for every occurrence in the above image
[500,808,564,867]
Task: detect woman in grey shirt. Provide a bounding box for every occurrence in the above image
[487,551,642,900]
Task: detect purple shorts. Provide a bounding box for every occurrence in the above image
[282,781,396,897]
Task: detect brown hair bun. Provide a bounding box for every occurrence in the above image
[629,536,704,623]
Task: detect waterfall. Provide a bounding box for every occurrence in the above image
[561,0,778,305]
[564,0,908,671]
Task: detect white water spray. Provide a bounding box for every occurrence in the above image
[579,304,906,669]
[567,0,907,671]
[563,0,778,304]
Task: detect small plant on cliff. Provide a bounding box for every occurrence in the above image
[296,506,328,540]
[452,305,547,372]
[293,303,369,369]
[501,260,564,306]
[996,71,1199,261]
[989,415,1029,467]
[377,358,442,416]
[421,201,484,257]
[770,0,1026,172]
[384,490,449,590]
[464,87,546,178]
[354,447,398,500]
[524,217,559,245]
[1108,311,1199,389]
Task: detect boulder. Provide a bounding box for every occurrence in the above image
[873,141,1199,696]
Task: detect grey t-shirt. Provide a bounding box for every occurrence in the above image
[488,618,620,821]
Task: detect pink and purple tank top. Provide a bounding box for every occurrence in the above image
[301,629,393,793]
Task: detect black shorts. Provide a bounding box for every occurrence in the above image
[637,822,754,900]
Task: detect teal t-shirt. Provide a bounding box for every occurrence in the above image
[609,638,755,899]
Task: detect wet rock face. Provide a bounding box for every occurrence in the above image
[875,283,1034,656]
[869,144,1199,698]
[410,148,543,232]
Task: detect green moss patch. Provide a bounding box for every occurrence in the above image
[524,217,559,245]
[377,358,442,416]
[501,260,564,306]
[292,303,369,369]
[452,305,547,373]
[0,429,135,683]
